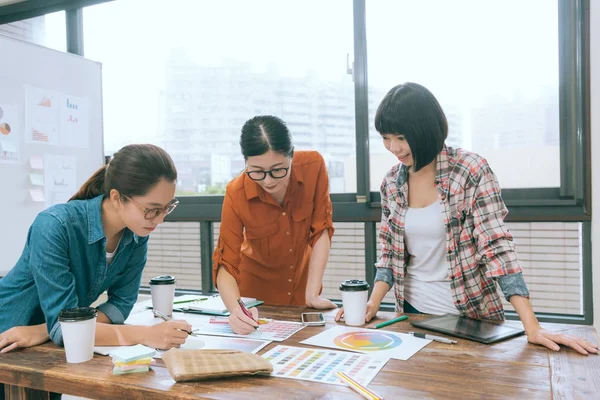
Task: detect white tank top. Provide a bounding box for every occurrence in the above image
[403,200,459,315]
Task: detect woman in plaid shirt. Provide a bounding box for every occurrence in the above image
[337,82,597,355]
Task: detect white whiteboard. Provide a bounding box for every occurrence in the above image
[0,34,104,276]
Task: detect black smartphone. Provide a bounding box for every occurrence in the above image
[301,312,326,326]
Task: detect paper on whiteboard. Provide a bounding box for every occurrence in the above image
[44,154,76,207]
[60,95,89,149]
[0,104,20,164]
[25,86,60,145]
[29,188,45,202]
[29,172,44,186]
[29,155,44,169]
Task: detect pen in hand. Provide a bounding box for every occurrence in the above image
[153,310,197,336]
[408,331,457,344]
[237,298,261,333]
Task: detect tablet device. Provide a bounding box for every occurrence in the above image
[410,314,525,344]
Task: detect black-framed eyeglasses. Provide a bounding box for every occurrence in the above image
[245,167,290,181]
[121,195,179,220]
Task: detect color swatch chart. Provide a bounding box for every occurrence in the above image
[301,325,430,360]
[261,345,388,386]
[193,320,305,342]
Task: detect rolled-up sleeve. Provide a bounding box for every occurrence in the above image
[97,236,148,324]
[498,272,530,301]
[212,189,245,286]
[308,154,334,248]
[471,161,524,279]
[28,214,79,346]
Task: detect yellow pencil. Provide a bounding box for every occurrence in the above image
[336,371,384,400]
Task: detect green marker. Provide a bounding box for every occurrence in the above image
[374,315,408,329]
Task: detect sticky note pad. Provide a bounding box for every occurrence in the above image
[109,344,156,363]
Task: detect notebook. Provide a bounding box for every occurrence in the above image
[182,296,263,316]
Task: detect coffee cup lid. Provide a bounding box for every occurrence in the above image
[149,275,176,285]
[58,307,98,322]
[339,279,370,292]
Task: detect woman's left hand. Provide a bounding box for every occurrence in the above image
[0,324,50,354]
[306,295,337,310]
[527,328,599,355]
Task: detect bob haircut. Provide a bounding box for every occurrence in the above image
[374,82,448,172]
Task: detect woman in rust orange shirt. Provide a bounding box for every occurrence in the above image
[213,115,336,334]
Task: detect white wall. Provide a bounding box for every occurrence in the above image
[591,0,599,331]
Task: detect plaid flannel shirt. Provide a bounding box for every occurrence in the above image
[376,146,525,320]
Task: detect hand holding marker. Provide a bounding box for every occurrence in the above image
[237,298,261,333]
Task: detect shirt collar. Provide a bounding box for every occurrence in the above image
[86,195,139,245]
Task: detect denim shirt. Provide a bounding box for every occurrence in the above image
[0,195,148,345]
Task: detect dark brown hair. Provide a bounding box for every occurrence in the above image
[374,82,448,172]
[240,115,294,160]
[70,144,177,201]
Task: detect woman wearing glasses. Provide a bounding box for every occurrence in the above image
[213,115,336,334]
[0,144,192,353]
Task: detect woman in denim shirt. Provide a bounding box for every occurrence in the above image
[0,144,192,353]
[336,83,597,355]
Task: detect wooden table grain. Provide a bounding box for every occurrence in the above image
[1,305,598,400]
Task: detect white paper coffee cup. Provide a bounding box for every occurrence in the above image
[58,307,97,363]
[150,275,176,316]
[340,279,370,326]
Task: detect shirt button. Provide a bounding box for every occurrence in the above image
[282,212,286,216]
[286,231,290,235]
[288,279,292,282]
[290,265,294,268]
[289,248,293,252]
[287,292,291,296]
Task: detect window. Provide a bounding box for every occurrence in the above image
[144,222,202,291]
[366,0,559,191]
[0,12,66,52]
[84,0,355,195]
[377,222,583,316]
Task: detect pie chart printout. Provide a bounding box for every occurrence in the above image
[333,331,402,351]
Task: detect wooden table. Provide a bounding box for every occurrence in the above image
[1,305,599,399]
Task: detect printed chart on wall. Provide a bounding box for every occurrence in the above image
[25,86,90,149]
[301,326,431,360]
[192,319,305,342]
[44,154,76,207]
[262,345,388,386]
[25,86,60,145]
[0,104,20,164]
[60,94,89,149]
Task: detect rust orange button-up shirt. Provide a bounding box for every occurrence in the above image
[212,151,334,306]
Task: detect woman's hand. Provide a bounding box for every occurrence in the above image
[306,295,337,310]
[143,320,191,350]
[334,300,380,324]
[527,327,599,355]
[0,324,49,354]
[228,306,259,335]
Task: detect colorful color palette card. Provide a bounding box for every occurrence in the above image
[301,326,431,360]
[262,345,388,386]
[192,319,305,342]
